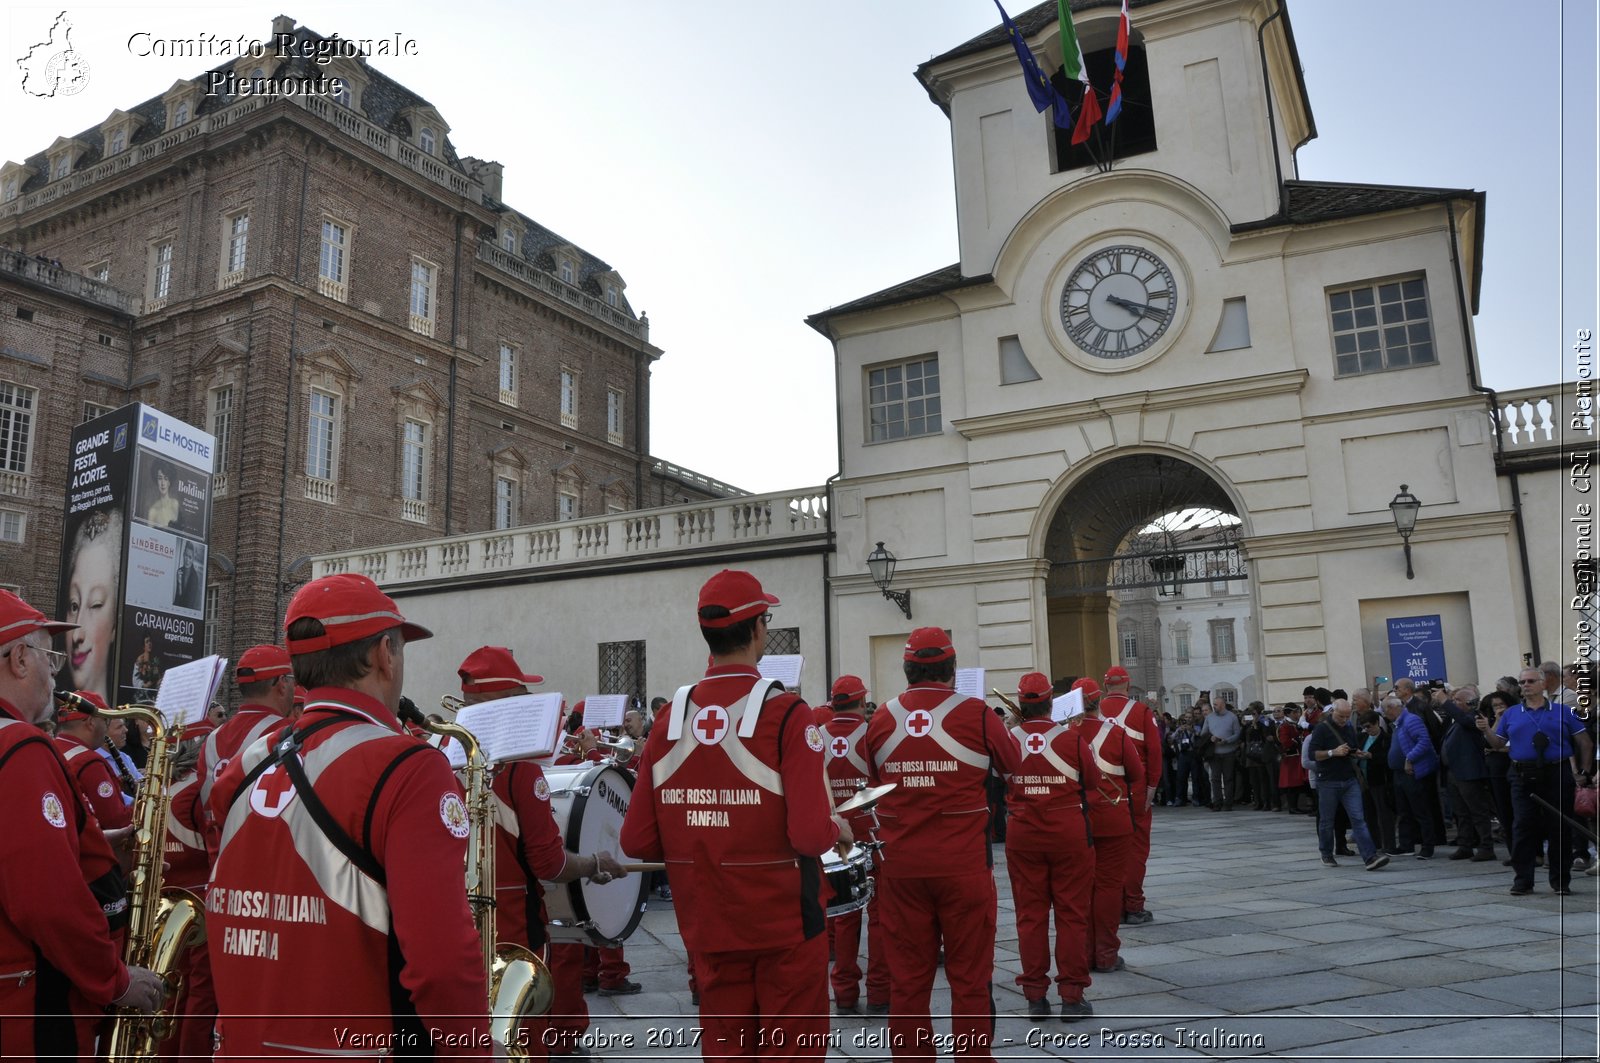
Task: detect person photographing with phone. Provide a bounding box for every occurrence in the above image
[1308,698,1389,871]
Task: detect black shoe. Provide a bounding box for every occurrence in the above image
[835,1000,860,1015]
[1449,848,1474,860]
[1027,997,1051,1022]
[1091,957,1126,973]
[1387,847,1413,856]
[1472,850,1496,862]
[1321,855,1339,867]
[865,1001,890,1015]
[1335,848,1356,857]
[656,885,672,901]
[1509,883,1534,896]
[1123,910,1154,925]
[690,990,700,1006]
[1364,855,1390,871]
[582,978,600,993]
[1417,847,1434,860]
[1554,886,1574,896]
[598,978,642,996]
[1060,999,1094,1023]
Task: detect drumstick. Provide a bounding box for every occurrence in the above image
[618,862,666,872]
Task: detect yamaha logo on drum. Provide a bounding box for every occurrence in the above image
[596,778,629,817]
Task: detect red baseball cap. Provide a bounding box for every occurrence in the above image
[1018,672,1053,703]
[236,645,293,684]
[903,627,955,663]
[830,675,867,705]
[284,574,431,654]
[293,685,309,708]
[697,570,778,628]
[0,588,76,644]
[57,689,109,723]
[1072,678,1102,699]
[459,646,543,694]
[1104,665,1130,684]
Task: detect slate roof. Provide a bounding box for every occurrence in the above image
[805,265,994,335]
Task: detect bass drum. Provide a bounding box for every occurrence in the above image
[542,762,649,946]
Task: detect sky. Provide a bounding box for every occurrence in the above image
[5,0,1596,495]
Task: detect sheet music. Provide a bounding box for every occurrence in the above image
[1052,689,1084,723]
[155,655,226,728]
[757,654,803,689]
[954,667,985,701]
[581,694,629,730]
[455,692,563,763]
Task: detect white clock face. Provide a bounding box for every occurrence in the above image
[1059,245,1177,358]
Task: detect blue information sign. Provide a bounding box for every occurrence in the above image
[1387,614,1448,683]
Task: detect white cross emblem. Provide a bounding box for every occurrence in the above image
[691,705,729,746]
[1025,733,1047,755]
[905,710,934,737]
[249,764,298,818]
[830,736,851,759]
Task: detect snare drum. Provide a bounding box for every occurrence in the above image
[820,845,874,917]
[542,762,649,946]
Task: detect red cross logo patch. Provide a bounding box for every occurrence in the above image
[905,710,934,737]
[830,736,850,759]
[691,705,729,746]
[1025,733,1047,756]
[249,764,298,818]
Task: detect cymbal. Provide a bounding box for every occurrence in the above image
[836,783,897,814]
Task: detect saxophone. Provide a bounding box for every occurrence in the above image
[423,717,553,1057]
[58,692,206,1061]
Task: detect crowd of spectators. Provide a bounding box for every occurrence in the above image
[1151,661,1597,891]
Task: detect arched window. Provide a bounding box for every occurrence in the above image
[419,127,436,156]
[173,101,190,127]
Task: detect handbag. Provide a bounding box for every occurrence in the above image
[1577,784,1599,819]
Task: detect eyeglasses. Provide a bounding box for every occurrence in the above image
[2,644,67,673]
[758,612,773,626]
[1518,679,1541,685]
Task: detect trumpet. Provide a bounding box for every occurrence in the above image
[559,729,636,761]
[440,694,466,714]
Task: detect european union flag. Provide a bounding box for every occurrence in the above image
[995,0,1073,129]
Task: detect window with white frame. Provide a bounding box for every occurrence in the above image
[2,177,17,202]
[0,382,36,477]
[1328,277,1435,376]
[318,220,349,300]
[501,229,516,253]
[1208,558,1230,594]
[203,586,220,656]
[209,386,234,491]
[52,155,70,180]
[494,475,518,530]
[867,356,941,442]
[605,285,618,307]
[559,369,577,428]
[1120,628,1138,661]
[419,127,436,155]
[1174,686,1196,712]
[0,508,23,543]
[110,128,126,155]
[558,490,577,521]
[332,81,350,107]
[305,390,339,484]
[1212,684,1237,709]
[1173,624,1190,665]
[222,212,249,283]
[173,101,190,127]
[498,344,518,405]
[88,262,109,283]
[1208,618,1236,663]
[400,420,428,505]
[408,259,436,336]
[150,241,173,305]
[606,388,623,445]
[559,259,574,284]
[82,401,114,424]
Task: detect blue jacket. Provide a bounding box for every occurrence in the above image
[1440,704,1489,781]
[1390,710,1439,779]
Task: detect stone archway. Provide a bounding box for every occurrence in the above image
[1041,453,1254,705]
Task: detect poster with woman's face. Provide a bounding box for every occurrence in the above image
[132,451,210,539]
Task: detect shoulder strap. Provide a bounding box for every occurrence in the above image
[220,714,346,824]
[664,683,696,741]
[738,679,783,738]
[278,730,388,884]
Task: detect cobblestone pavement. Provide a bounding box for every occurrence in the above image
[566,804,1598,1061]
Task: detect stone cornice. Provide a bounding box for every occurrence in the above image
[832,556,1051,592]
[951,369,1309,439]
[1239,510,1515,561]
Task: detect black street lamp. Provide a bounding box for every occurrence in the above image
[1388,484,1421,579]
[1148,551,1186,596]
[866,541,912,619]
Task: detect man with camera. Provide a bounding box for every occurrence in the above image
[1307,699,1389,871]
[1484,667,1594,895]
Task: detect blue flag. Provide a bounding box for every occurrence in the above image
[995,0,1073,129]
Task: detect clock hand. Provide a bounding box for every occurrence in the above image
[1104,294,1169,321]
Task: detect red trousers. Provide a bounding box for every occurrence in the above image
[694,933,829,1060]
[828,895,889,1008]
[543,941,590,1052]
[875,871,997,1063]
[581,945,630,987]
[1122,806,1152,914]
[1088,832,1131,968]
[1005,842,1094,1003]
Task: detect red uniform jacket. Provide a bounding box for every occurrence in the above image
[1098,693,1163,795]
[53,734,132,831]
[1072,715,1146,838]
[206,689,489,1057]
[864,683,1022,877]
[823,711,874,836]
[620,666,839,954]
[492,760,570,949]
[164,772,209,894]
[1005,718,1102,851]
[197,704,284,854]
[0,706,129,1057]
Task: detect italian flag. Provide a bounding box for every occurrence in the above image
[1058,0,1103,144]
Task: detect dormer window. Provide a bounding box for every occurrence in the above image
[332,81,351,107]
[100,110,145,159]
[501,229,516,253]
[605,285,618,307]
[0,163,36,203]
[173,101,190,127]
[43,139,86,181]
[52,156,70,179]
[419,127,436,156]
[109,129,126,154]
[559,260,574,285]
[1,178,16,203]
[162,81,200,132]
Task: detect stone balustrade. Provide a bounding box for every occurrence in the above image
[1496,382,1595,453]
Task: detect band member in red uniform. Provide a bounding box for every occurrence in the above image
[457,648,624,1059]
[1068,679,1145,974]
[621,569,848,1060]
[0,590,163,1059]
[822,675,889,1015]
[865,627,1021,1063]
[207,574,490,1057]
[1006,672,1101,1022]
[52,690,133,835]
[158,718,214,1061]
[1098,666,1162,926]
